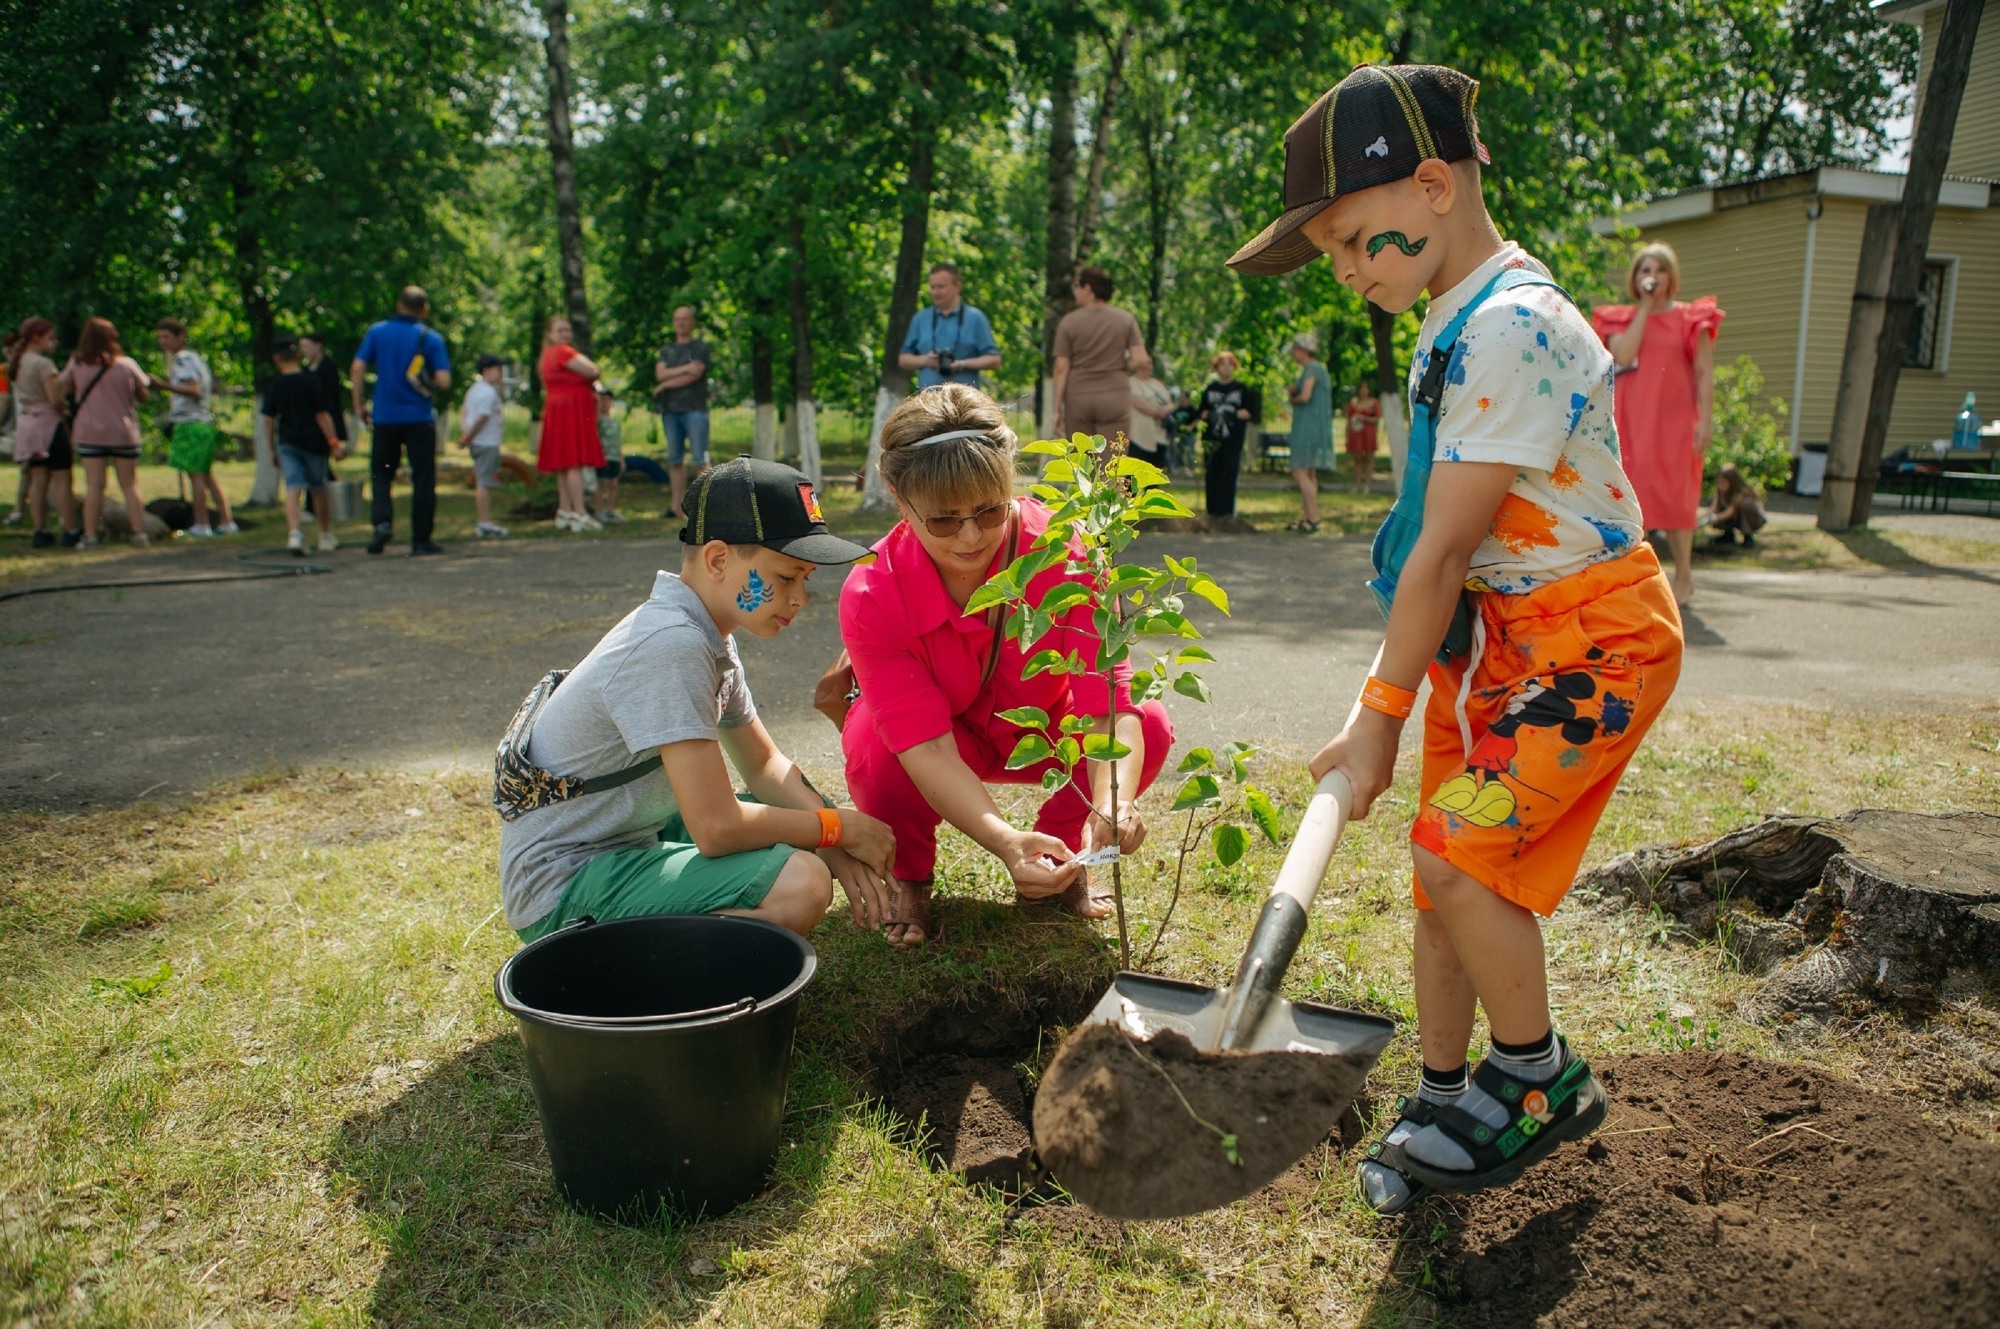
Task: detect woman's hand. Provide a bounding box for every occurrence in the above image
[1082,799,1146,857]
[1694,417,1713,452]
[821,846,891,929]
[1307,708,1404,819]
[834,807,896,878]
[1001,829,1082,898]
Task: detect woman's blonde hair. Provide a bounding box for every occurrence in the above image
[1625,242,1682,302]
[878,383,1018,511]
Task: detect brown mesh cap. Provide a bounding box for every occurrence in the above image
[1227,64,1490,277]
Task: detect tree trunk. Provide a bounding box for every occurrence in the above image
[543,0,592,353]
[863,131,935,511]
[1368,301,1408,490]
[223,20,281,506]
[751,297,777,461]
[1583,809,2000,1020]
[1818,0,1983,531]
[1138,102,1169,352]
[787,205,820,485]
[1071,24,1135,272]
[1038,23,1079,433]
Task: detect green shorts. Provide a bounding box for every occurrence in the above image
[517,805,800,942]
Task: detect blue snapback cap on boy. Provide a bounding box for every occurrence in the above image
[1227,64,1490,277]
[679,457,873,565]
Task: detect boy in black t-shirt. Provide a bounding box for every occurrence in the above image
[263,335,346,555]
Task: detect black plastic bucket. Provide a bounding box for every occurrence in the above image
[494,914,817,1220]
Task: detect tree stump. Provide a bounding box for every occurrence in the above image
[1582,810,2000,1019]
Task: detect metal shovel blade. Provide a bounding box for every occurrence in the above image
[1032,773,1398,1219]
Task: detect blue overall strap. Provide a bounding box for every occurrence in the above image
[1367,265,1566,662]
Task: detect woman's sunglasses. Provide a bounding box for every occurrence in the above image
[913,500,1009,540]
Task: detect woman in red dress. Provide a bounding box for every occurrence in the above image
[1591,243,1724,609]
[536,315,604,531]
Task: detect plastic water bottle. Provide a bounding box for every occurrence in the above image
[1953,393,1981,451]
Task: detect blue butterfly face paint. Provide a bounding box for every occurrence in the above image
[736,569,774,612]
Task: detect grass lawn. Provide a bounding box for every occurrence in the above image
[3,698,1997,1326]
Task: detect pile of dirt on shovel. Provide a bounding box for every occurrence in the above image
[1032,1023,1372,1219]
[1419,1052,2000,1329]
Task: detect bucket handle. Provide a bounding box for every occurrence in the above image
[536,995,760,1027]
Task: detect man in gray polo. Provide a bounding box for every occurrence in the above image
[653,305,712,519]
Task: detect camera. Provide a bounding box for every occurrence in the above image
[935,350,955,376]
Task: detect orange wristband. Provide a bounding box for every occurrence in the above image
[816,807,843,848]
[1359,676,1418,720]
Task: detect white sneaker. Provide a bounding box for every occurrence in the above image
[316,531,339,553]
[216,521,241,535]
[287,527,305,555]
[596,509,625,525]
[78,534,99,550]
[187,523,215,538]
[2,509,20,525]
[576,512,604,531]
[475,522,511,539]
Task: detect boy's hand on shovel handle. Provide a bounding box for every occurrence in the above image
[1308,710,1402,820]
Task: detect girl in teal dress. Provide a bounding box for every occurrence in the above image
[1285,332,1335,532]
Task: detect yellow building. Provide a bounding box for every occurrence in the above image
[1592,0,1997,459]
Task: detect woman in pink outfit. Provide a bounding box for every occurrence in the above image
[838,384,1172,947]
[1592,243,1723,609]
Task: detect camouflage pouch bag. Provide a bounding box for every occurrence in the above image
[493,670,663,822]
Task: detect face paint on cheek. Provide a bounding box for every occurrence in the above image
[735,569,774,612]
[1366,231,1428,260]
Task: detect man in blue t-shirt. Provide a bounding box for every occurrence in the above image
[350,286,452,556]
[897,263,1001,390]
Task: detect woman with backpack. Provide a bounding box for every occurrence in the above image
[9,318,79,548]
[59,317,152,548]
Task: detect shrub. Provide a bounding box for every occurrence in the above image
[1707,355,1793,496]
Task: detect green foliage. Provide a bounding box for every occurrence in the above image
[1708,355,1794,496]
[984,431,1278,965]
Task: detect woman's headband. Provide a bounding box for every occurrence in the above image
[910,428,992,449]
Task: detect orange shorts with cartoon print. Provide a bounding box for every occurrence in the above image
[1411,545,1683,917]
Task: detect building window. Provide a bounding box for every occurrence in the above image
[1905,259,1951,370]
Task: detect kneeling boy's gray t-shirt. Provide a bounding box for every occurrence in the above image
[500,572,756,929]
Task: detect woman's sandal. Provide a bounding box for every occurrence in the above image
[883,878,937,947]
[1356,1096,1436,1216]
[1286,519,1321,534]
[1395,1042,1610,1195]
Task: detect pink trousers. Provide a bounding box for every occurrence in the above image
[842,698,1174,882]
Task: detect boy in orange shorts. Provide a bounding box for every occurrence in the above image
[1228,64,1683,1213]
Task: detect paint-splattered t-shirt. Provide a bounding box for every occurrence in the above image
[1413,243,1644,596]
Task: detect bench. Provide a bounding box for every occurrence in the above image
[1937,471,2000,516]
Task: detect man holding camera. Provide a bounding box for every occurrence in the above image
[898,262,1001,391]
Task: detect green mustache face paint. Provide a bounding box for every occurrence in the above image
[1367,231,1428,259]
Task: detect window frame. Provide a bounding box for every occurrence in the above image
[1904,255,1958,374]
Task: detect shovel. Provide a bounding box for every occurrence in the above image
[1032,770,1397,1219]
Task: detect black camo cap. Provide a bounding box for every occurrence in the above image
[678,456,873,564]
[1227,64,1490,277]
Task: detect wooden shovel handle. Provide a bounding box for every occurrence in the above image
[1269,769,1354,915]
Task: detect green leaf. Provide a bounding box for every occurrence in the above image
[1021,648,1067,679]
[1172,671,1212,704]
[1172,773,1222,811]
[1005,734,1053,770]
[1174,645,1216,664]
[1034,582,1094,616]
[1041,767,1068,792]
[964,581,1013,615]
[1213,823,1250,867]
[91,959,174,1001]
[1022,439,1067,456]
[1219,741,1258,781]
[1134,672,1167,703]
[1081,733,1131,761]
[1219,1133,1242,1167]
[1029,484,1065,503]
[1056,736,1082,767]
[1187,575,1232,616]
[996,706,1050,730]
[1059,713,1091,733]
[1111,455,1168,487]
[1137,611,1202,638]
[1135,491,1196,519]
[1042,459,1077,484]
[1243,784,1283,843]
[1176,746,1216,773]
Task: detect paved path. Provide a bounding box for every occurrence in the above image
[3,532,1996,809]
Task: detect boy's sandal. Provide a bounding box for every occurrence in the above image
[884,878,936,947]
[1357,1095,1436,1216]
[1397,1043,1610,1195]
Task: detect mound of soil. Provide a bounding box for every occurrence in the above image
[1423,1052,2000,1328]
[1032,1023,1372,1220]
